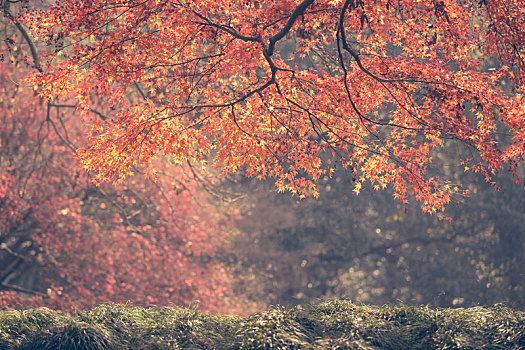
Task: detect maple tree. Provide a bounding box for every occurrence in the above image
[13,0,524,215]
[0,15,250,313]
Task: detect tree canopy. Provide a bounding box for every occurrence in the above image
[15,0,525,215]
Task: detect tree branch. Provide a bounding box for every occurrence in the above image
[1,282,47,297]
[265,0,314,56]
[3,5,42,72]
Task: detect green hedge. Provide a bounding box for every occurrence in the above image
[1,299,523,349]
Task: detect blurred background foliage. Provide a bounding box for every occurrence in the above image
[226,148,525,310]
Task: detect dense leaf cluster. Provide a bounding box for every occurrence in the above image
[0,16,247,314]
[20,0,525,214]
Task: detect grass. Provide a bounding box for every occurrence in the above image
[0,299,523,349]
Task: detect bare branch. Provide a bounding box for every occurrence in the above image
[3,5,42,72]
